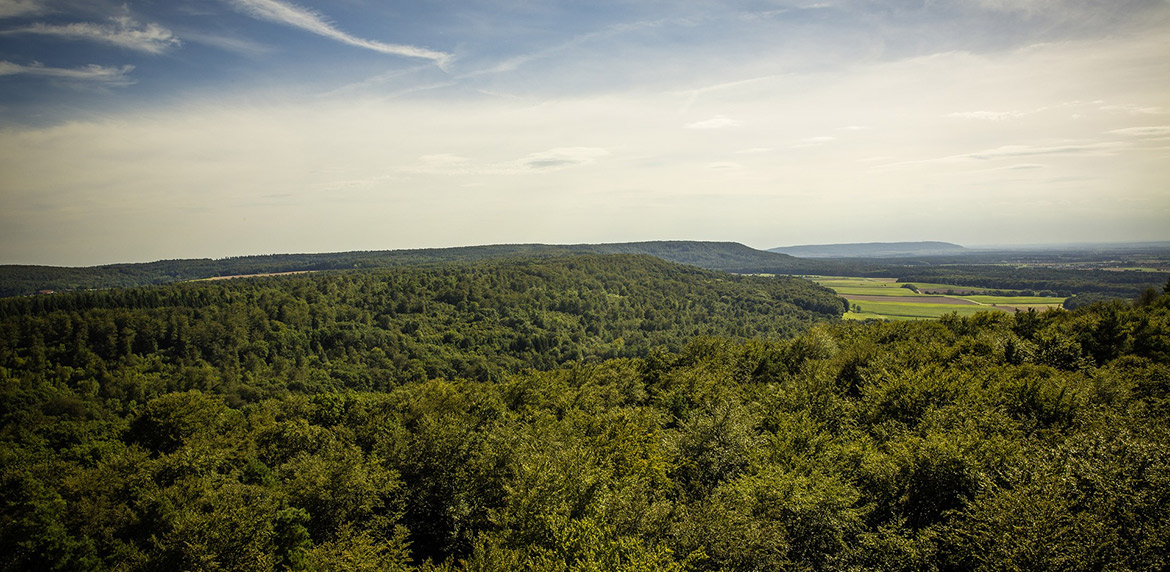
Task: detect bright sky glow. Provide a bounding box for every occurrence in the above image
[1,0,1168,265]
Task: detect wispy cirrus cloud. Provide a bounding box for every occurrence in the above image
[225,0,451,65]
[399,147,610,177]
[0,60,134,85]
[790,136,836,148]
[947,110,1028,121]
[876,141,1131,170]
[0,0,46,19]
[1098,103,1166,115]
[179,32,273,57]
[1108,126,1170,138]
[962,142,1129,160]
[685,115,741,129]
[520,147,609,170]
[1,16,180,54]
[463,17,676,78]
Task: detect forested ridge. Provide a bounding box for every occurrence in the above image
[2,255,1169,571]
[6,241,1164,302]
[0,255,844,402]
[0,241,832,298]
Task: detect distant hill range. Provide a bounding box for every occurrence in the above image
[769,241,967,258]
[0,241,843,297]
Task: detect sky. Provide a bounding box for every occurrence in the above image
[0,0,1168,266]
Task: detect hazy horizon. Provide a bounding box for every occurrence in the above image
[5,237,1170,269]
[2,0,1168,266]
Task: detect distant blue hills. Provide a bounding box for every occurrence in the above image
[769,241,967,258]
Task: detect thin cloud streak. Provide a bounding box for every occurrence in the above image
[399,147,610,176]
[459,17,674,78]
[964,142,1130,160]
[225,0,451,65]
[0,60,133,84]
[870,140,1137,172]
[1109,126,1170,138]
[685,116,741,130]
[0,0,45,19]
[948,110,1027,121]
[1,16,180,54]
[176,31,273,57]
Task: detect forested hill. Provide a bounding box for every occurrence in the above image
[575,241,831,273]
[0,254,847,398]
[0,241,836,297]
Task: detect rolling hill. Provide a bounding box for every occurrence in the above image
[0,241,837,297]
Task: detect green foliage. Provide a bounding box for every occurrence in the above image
[0,255,842,405]
[0,242,832,297]
[1,261,1169,570]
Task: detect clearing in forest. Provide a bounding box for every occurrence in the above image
[808,276,1065,320]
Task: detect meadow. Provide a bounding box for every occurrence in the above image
[809,276,1065,320]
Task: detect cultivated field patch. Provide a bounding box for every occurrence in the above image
[843,294,981,305]
[811,275,1065,320]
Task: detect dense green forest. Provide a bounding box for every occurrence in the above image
[0,242,833,297]
[0,255,844,403]
[5,241,1165,304]
[2,255,1169,571]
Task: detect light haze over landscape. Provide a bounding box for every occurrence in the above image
[1,0,1168,266]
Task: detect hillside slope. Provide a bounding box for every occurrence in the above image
[0,241,835,297]
[0,254,847,394]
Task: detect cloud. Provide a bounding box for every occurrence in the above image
[0,0,46,19]
[225,0,451,65]
[962,142,1129,160]
[706,162,742,170]
[791,136,836,148]
[1098,103,1166,115]
[399,147,609,176]
[947,110,1027,121]
[520,147,609,170]
[2,16,180,54]
[876,141,1132,170]
[0,60,134,84]
[465,17,678,78]
[685,115,741,129]
[1108,126,1170,138]
[967,0,1066,14]
[179,32,273,57]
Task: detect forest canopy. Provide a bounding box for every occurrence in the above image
[2,254,1168,571]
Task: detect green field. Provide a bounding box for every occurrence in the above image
[812,277,915,297]
[830,285,922,296]
[901,281,994,293]
[811,276,1065,321]
[841,300,1005,321]
[962,295,1064,305]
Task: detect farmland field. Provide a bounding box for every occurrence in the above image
[841,299,1006,320]
[903,282,994,294]
[809,276,1065,320]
